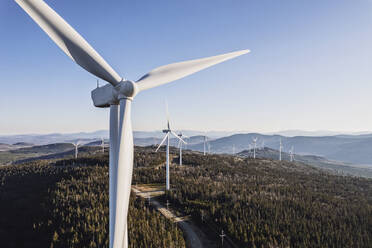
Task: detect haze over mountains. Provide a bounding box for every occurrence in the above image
[1,129,371,143]
[2,129,372,167]
[190,133,372,165]
[238,147,372,178]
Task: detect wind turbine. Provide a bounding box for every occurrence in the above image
[72,141,80,159]
[101,137,105,153]
[203,134,208,155]
[14,1,249,247]
[289,146,295,162]
[279,138,283,161]
[177,133,188,166]
[253,137,258,159]
[156,105,186,190]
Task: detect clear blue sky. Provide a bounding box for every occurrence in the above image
[0,0,371,135]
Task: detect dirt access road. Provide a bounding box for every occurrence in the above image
[132,185,204,248]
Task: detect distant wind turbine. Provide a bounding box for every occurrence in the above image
[177,133,188,166]
[253,137,258,159]
[156,104,186,190]
[101,137,105,153]
[279,138,283,161]
[72,141,81,159]
[203,134,208,156]
[14,0,249,247]
[289,146,295,162]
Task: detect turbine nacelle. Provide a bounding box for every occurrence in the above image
[91,80,138,108]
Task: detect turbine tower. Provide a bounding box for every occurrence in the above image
[14,1,249,247]
[72,141,80,159]
[279,138,283,161]
[101,137,105,153]
[177,133,188,166]
[253,137,258,159]
[203,134,208,155]
[289,146,295,162]
[156,107,186,190]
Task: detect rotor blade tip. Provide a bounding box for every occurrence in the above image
[238,49,250,55]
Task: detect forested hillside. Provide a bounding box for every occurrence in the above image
[0,155,185,248]
[1,146,371,247]
[134,150,372,247]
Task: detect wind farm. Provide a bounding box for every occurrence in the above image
[11,0,248,247]
[1,0,372,247]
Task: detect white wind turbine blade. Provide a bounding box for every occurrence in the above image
[136,50,250,91]
[181,134,189,138]
[155,133,169,152]
[15,0,122,86]
[171,130,186,144]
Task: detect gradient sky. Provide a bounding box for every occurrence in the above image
[0,0,371,135]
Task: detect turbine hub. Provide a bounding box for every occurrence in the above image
[116,80,138,99]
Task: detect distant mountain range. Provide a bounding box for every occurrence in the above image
[2,140,372,179]
[0,130,225,145]
[188,133,372,166]
[238,147,372,178]
[267,129,372,137]
[1,129,371,144]
[2,130,372,166]
[0,142,33,152]
[2,135,372,178]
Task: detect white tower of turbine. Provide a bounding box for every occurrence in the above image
[156,105,186,190]
[14,1,249,247]
[178,133,188,166]
[203,134,208,155]
[72,141,80,159]
[101,137,105,153]
[279,138,283,161]
[289,146,295,162]
[253,137,258,159]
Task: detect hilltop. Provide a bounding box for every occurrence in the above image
[0,146,371,247]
